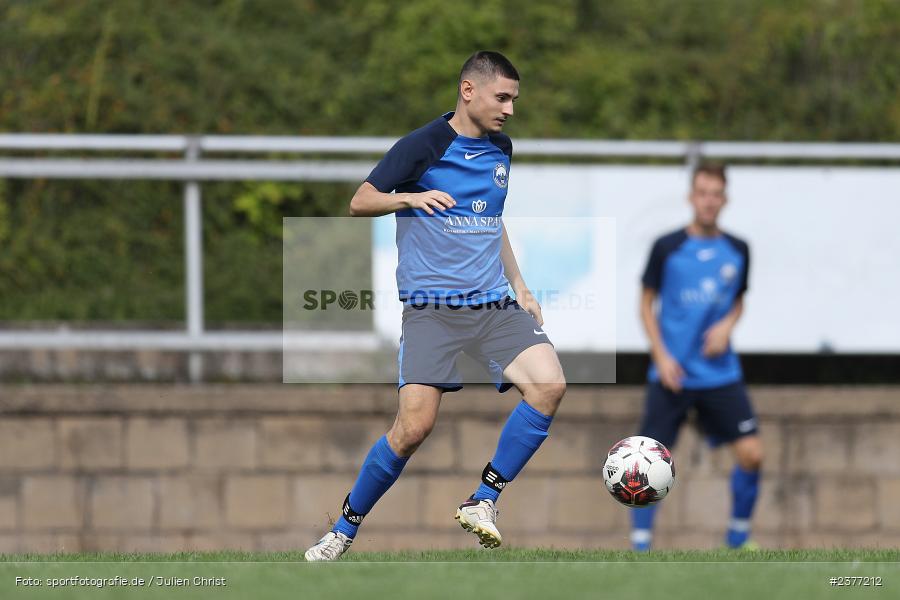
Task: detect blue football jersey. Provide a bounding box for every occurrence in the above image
[366,112,512,305]
[642,229,750,389]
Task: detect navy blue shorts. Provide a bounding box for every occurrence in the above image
[398,297,552,393]
[637,381,758,448]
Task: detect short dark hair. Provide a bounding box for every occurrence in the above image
[459,51,519,85]
[692,162,727,186]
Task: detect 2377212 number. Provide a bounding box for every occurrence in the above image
[832,576,883,587]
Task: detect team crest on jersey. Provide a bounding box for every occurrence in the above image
[720,263,737,282]
[493,163,508,188]
[472,199,487,214]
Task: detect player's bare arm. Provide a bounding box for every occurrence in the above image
[640,286,684,392]
[349,181,456,217]
[702,295,744,357]
[500,222,543,326]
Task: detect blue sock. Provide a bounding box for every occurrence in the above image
[726,465,760,548]
[630,504,659,551]
[332,435,408,539]
[473,400,552,502]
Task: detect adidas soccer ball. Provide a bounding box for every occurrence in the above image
[603,436,675,507]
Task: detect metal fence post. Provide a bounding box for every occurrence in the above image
[184,137,204,382]
[685,141,702,174]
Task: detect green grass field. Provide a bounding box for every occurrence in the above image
[2,549,897,599]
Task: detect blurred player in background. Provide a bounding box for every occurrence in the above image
[631,163,763,551]
[304,51,566,561]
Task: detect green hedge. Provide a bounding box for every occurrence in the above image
[1,0,898,321]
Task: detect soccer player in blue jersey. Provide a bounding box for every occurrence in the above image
[305,51,566,561]
[630,163,763,551]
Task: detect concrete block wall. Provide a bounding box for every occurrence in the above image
[0,384,897,553]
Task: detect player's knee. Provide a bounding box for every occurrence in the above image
[407,421,434,446]
[742,450,763,471]
[547,379,567,405]
[524,379,566,415]
[736,440,764,471]
[390,421,434,456]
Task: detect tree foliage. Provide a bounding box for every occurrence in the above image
[0,0,897,321]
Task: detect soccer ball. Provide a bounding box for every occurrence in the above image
[603,436,675,507]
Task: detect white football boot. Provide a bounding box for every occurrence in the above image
[304,531,352,561]
[455,498,502,548]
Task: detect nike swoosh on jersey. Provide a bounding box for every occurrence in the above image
[534,329,547,336]
[464,151,489,160]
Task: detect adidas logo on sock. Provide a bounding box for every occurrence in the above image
[481,463,510,492]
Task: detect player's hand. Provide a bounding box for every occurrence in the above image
[402,190,456,215]
[516,289,544,327]
[702,320,732,357]
[654,351,684,393]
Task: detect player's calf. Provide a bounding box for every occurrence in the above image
[727,436,763,548]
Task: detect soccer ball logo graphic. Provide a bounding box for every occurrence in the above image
[603,436,675,507]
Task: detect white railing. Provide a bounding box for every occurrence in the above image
[2,134,899,380]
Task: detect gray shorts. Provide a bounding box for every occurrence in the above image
[397,297,553,393]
